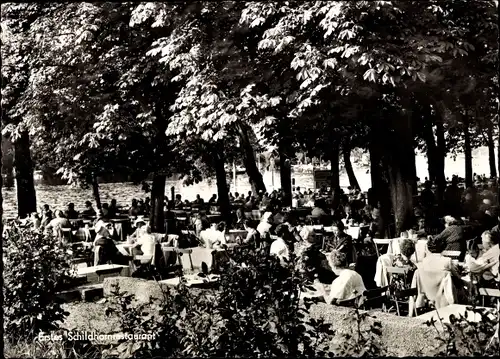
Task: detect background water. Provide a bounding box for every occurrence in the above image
[1,147,493,218]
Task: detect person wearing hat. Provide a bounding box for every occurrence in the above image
[129,217,147,240]
[93,219,129,265]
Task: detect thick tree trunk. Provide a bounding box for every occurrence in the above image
[463,120,473,188]
[236,123,266,195]
[330,142,341,208]
[385,107,417,235]
[487,124,497,178]
[13,131,37,218]
[149,174,166,233]
[435,120,447,210]
[343,145,360,190]
[91,174,102,210]
[214,150,231,223]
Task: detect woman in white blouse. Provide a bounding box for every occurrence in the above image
[314,250,366,305]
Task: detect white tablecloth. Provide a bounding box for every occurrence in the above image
[77,264,129,276]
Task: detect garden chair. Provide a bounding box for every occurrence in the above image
[386,265,417,316]
[479,287,500,307]
[361,286,390,311]
[372,238,392,258]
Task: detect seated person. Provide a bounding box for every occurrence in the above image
[208,194,217,204]
[390,239,417,292]
[430,215,466,260]
[30,212,42,229]
[311,199,328,218]
[465,230,499,285]
[270,224,291,264]
[93,220,129,265]
[129,217,147,239]
[81,201,97,218]
[45,210,72,238]
[108,199,119,218]
[314,250,366,305]
[41,204,53,227]
[414,217,428,238]
[210,222,228,250]
[234,208,245,230]
[420,236,468,304]
[257,212,274,247]
[298,227,336,284]
[65,203,79,220]
[129,199,140,217]
[343,204,362,225]
[324,220,353,262]
[131,225,157,259]
[194,194,204,205]
[242,219,261,248]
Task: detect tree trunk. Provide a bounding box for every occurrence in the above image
[463,120,473,188]
[343,145,360,190]
[435,119,447,210]
[279,146,293,207]
[1,128,3,234]
[487,124,497,178]
[149,174,166,233]
[423,118,437,183]
[91,174,102,210]
[13,131,37,218]
[498,122,500,180]
[236,123,266,195]
[214,150,231,223]
[330,142,341,208]
[369,135,392,237]
[385,106,417,235]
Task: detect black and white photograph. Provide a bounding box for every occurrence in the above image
[1,1,499,357]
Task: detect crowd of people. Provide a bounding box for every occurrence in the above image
[16,173,500,308]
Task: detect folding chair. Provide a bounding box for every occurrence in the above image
[479,287,500,307]
[441,250,461,259]
[372,238,392,257]
[361,286,390,311]
[386,265,417,316]
[61,228,74,243]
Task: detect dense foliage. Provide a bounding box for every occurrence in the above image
[3,222,74,342]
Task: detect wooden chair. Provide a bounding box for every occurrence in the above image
[441,250,461,259]
[61,228,74,243]
[361,286,390,311]
[386,265,417,316]
[479,287,500,307]
[372,238,392,257]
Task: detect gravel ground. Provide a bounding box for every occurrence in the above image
[59,299,437,356]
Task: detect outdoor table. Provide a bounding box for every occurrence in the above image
[416,304,495,324]
[159,273,220,288]
[76,264,130,283]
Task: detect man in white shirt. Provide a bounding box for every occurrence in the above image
[465,230,499,282]
[292,195,299,208]
[257,212,273,241]
[270,224,290,264]
[133,225,156,258]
